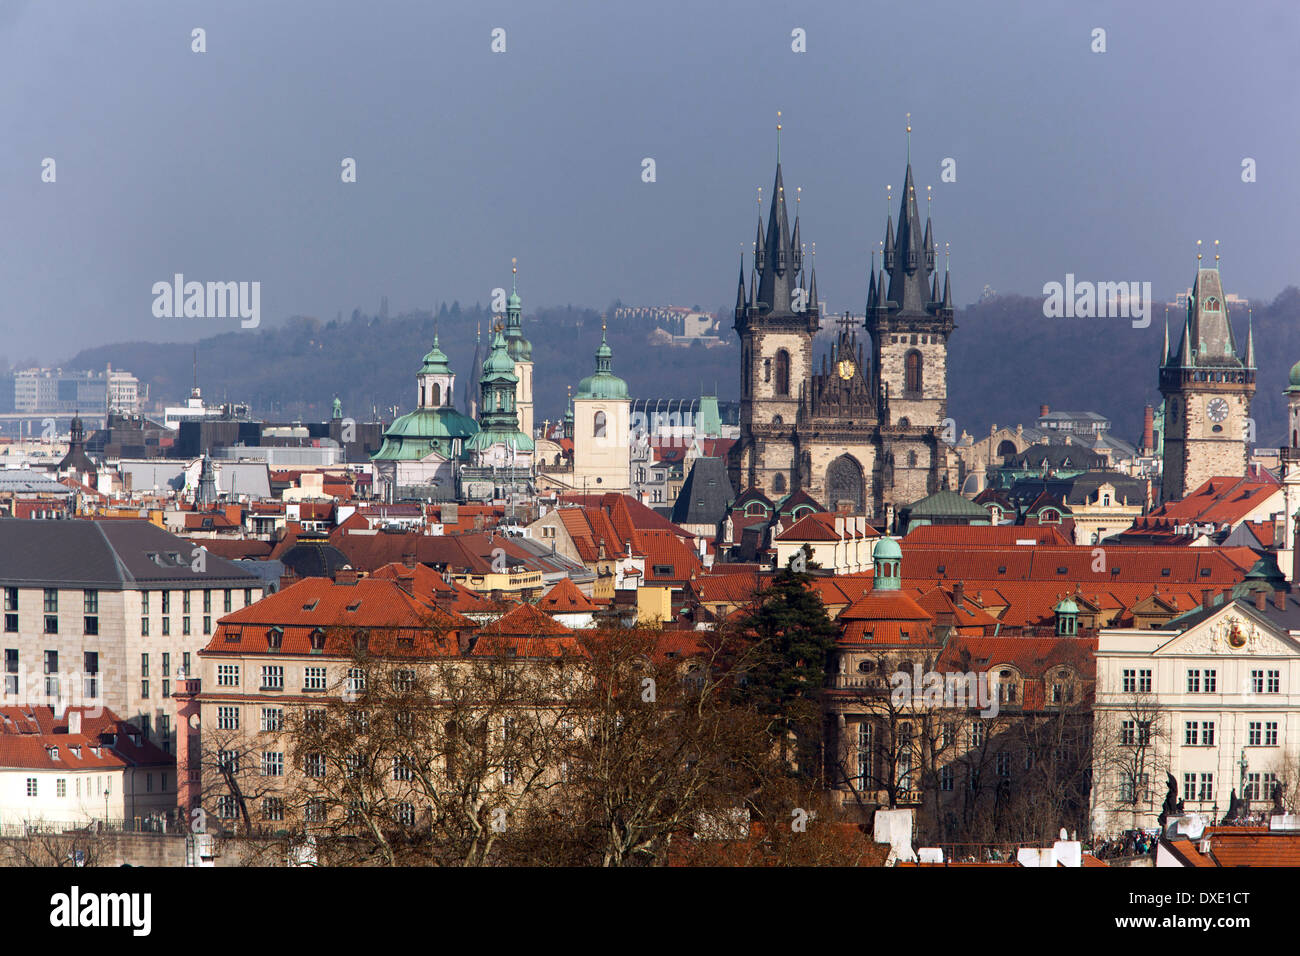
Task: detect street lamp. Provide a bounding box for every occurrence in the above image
[104,789,110,827]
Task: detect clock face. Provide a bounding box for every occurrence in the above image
[1207,398,1229,423]
[836,359,855,380]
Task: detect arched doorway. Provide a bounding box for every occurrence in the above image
[826,455,865,512]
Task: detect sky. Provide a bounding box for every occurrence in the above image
[1,0,1297,363]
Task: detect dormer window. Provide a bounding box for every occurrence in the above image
[353,631,369,655]
[309,628,326,653]
[49,746,59,760]
[267,626,284,651]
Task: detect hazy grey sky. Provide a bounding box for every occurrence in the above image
[1,0,1297,362]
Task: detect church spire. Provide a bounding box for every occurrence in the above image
[734,256,747,316]
[1246,308,1256,368]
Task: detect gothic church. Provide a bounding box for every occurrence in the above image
[728,139,961,517]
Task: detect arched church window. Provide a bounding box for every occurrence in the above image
[775,350,791,396]
[904,350,923,394]
[773,473,787,494]
[764,358,772,383]
[594,411,607,438]
[431,383,441,407]
[907,451,917,468]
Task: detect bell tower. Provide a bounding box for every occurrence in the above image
[1159,243,1255,502]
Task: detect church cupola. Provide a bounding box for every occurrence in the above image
[872,536,902,590]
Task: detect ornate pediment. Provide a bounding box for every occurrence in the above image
[1157,605,1299,657]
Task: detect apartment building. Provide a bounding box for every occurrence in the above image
[0,519,263,754]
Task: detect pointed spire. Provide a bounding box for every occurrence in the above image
[867,258,877,311]
[923,214,934,271]
[1180,313,1193,367]
[882,208,895,271]
[807,262,818,313]
[941,266,952,310]
[754,218,765,273]
[1246,308,1256,368]
[1162,308,1171,366]
[735,256,746,315]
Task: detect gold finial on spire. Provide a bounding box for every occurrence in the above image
[512,256,517,274]
[1214,239,1220,263]
[927,184,932,207]
[1197,239,1203,263]
[796,185,801,206]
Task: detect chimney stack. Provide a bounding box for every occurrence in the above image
[953,580,965,608]
[1256,590,1267,611]
[1275,589,1287,611]
[1142,404,1155,454]
[1039,404,1050,418]
[1201,588,1213,610]
[402,551,417,569]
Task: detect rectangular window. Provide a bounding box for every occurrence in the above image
[203,616,211,635]
[26,778,37,797]
[1249,722,1262,747]
[939,765,953,791]
[217,664,239,687]
[141,653,149,677]
[1251,670,1265,695]
[161,592,170,614]
[218,749,239,773]
[304,753,325,778]
[1122,669,1136,693]
[141,591,149,615]
[304,667,327,691]
[44,588,57,613]
[1246,773,1261,801]
[969,721,986,748]
[4,587,16,612]
[1138,669,1152,693]
[217,706,239,730]
[262,797,284,822]
[393,754,413,781]
[244,589,253,606]
[5,648,18,696]
[83,652,98,699]
[1184,721,1199,746]
[1266,722,1279,747]
[1204,670,1216,693]
[203,590,212,614]
[261,708,282,732]
[224,589,233,613]
[3,613,14,633]
[261,752,284,777]
[44,613,58,634]
[141,679,149,698]
[182,617,191,636]
[57,778,66,798]
[161,653,170,677]
[43,650,58,696]
[183,591,191,614]
[161,618,169,636]
[1199,774,1214,802]
[346,668,366,696]
[217,795,237,819]
[1186,669,1200,693]
[83,590,98,614]
[1204,722,1216,746]
[1268,670,1281,694]
[305,798,325,823]
[261,666,284,691]
[995,752,1011,777]
[182,652,192,676]
[141,617,149,637]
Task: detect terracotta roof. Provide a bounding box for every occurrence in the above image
[0,706,172,770]
[777,512,877,542]
[537,576,597,613]
[477,601,578,639]
[902,525,1072,547]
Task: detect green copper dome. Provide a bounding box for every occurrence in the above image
[372,407,479,461]
[419,335,452,375]
[1288,359,1300,392]
[482,330,517,379]
[576,326,628,400]
[873,536,902,562]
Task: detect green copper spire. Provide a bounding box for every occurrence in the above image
[576,318,628,400]
[504,258,531,362]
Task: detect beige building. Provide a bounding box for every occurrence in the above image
[0,520,262,755]
[571,324,631,494]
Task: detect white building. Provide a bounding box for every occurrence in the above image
[1092,592,1300,835]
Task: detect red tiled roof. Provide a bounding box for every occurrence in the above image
[537,576,597,613]
[0,706,172,769]
[777,512,877,542]
[1151,476,1282,526]
[478,601,578,638]
[903,525,1072,547]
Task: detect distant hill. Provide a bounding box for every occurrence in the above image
[64,286,1300,446]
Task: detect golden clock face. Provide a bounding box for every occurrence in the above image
[837,359,855,380]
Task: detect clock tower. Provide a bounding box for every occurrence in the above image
[1159,256,1255,502]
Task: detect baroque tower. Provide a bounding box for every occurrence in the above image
[503,259,535,440]
[1159,248,1255,502]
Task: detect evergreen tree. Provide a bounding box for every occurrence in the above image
[735,567,839,779]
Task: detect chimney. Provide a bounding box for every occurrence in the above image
[1142,404,1154,454]
[1221,587,1233,605]
[953,580,964,608]
[1039,404,1050,418]
[336,567,359,585]
[1256,590,1267,611]
[1201,588,1213,609]
[402,551,417,569]
[1275,589,1287,611]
